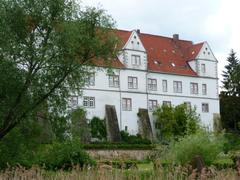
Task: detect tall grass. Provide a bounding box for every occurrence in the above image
[0,165,238,180]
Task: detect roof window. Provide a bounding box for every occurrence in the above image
[192,51,195,55]
[171,62,176,67]
[154,60,162,65]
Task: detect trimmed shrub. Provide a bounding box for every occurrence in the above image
[83,143,155,150]
[120,131,151,144]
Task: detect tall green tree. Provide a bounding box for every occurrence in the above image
[0,0,119,139]
[222,49,239,96]
[153,104,200,142]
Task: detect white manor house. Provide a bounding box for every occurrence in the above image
[71,29,219,135]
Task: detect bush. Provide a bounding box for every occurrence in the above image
[71,108,91,143]
[153,104,200,142]
[83,143,155,150]
[90,116,107,141]
[39,139,95,170]
[120,131,151,144]
[162,131,225,166]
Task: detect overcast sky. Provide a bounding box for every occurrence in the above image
[84,0,240,87]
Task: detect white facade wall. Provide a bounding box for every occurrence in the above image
[73,32,220,135]
[77,67,219,134]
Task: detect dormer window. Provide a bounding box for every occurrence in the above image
[171,62,176,67]
[201,64,206,73]
[131,55,141,66]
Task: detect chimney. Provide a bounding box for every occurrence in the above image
[136,29,140,34]
[173,34,179,41]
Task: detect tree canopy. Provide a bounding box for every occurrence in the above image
[222,49,240,96]
[0,0,119,139]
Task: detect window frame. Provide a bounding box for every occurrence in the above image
[202,103,209,113]
[162,80,168,92]
[202,84,207,95]
[122,98,132,111]
[148,78,157,91]
[190,82,198,94]
[163,101,171,106]
[173,81,182,93]
[86,73,95,86]
[201,63,206,73]
[70,96,78,109]
[149,99,158,111]
[131,55,141,66]
[83,96,95,108]
[109,75,119,88]
[128,76,138,89]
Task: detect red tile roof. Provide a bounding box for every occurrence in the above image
[115,30,204,76]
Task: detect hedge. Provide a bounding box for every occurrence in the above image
[83,143,155,150]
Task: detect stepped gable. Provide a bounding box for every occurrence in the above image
[115,29,204,76]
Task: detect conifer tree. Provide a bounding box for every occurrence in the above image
[222,49,239,96]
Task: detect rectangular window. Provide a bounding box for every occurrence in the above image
[70,96,78,108]
[162,80,168,92]
[131,55,141,66]
[128,76,138,89]
[148,78,157,91]
[201,64,206,73]
[184,101,191,110]
[202,84,207,95]
[109,75,119,88]
[149,100,158,111]
[86,73,95,86]
[190,83,198,94]
[83,96,95,108]
[173,81,182,93]
[202,103,209,113]
[163,101,171,106]
[122,98,132,111]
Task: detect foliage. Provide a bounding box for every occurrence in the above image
[220,93,240,131]
[0,0,119,139]
[153,103,200,142]
[222,49,240,96]
[90,116,107,141]
[0,120,43,169]
[162,131,226,166]
[38,139,95,170]
[83,143,155,150]
[70,108,90,143]
[1,164,239,180]
[120,131,151,144]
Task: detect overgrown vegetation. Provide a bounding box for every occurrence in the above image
[161,131,226,166]
[153,103,200,142]
[90,116,107,141]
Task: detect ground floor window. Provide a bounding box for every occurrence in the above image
[70,96,78,108]
[202,103,209,113]
[149,100,158,111]
[122,98,132,111]
[83,96,95,108]
[163,101,171,106]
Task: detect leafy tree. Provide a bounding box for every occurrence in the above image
[90,116,107,141]
[222,49,240,96]
[70,108,90,143]
[0,0,119,139]
[153,104,200,142]
[220,93,240,131]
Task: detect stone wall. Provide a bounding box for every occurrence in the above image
[86,149,152,161]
